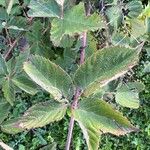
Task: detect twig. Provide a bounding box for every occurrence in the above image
[4,38,18,60]
[80,32,87,64]
[79,1,91,64]
[4,33,24,61]
[5,28,12,46]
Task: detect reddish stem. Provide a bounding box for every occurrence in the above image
[65,88,81,150]
[65,3,91,150]
[80,32,87,65]
[65,28,87,150]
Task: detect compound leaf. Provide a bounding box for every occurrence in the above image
[1,101,67,134]
[73,98,138,150]
[74,46,139,97]
[51,2,104,46]
[28,0,60,18]
[23,55,74,101]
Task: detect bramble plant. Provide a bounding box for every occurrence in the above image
[0,0,150,149]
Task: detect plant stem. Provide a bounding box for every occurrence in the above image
[65,3,91,149]
[4,32,24,61]
[65,88,80,150]
[4,37,18,60]
[80,32,87,64]
[65,32,87,150]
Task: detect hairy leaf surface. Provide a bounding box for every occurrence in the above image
[0,54,8,76]
[116,82,145,108]
[28,0,60,18]
[74,47,139,97]
[126,1,143,18]
[23,55,74,100]
[1,118,24,134]
[51,2,104,46]
[106,6,123,29]
[0,100,10,124]
[1,101,67,133]
[2,79,15,106]
[12,75,38,95]
[73,98,138,150]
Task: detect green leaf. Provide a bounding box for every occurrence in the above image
[0,7,8,20]
[23,55,74,101]
[14,49,30,74]
[126,1,143,18]
[54,48,78,74]
[130,19,147,38]
[139,3,150,19]
[106,6,123,29]
[74,46,139,97]
[143,62,150,73]
[147,17,150,34]
[51,2,104,46]
[0,100,10,124]
[73,98,137,150]
[1,118,24,134]
[112,33,131,47]
[127,82,145,92]
[28,0,60,18]
[6,49,30,75]
[0,0,6,6]
[146,47,150,56]
[2,79,15,106]
[58,35,74,48]
[115,82,144,109]
[1,101,67,134]
[12,75,38,95]
[0,54,8,76]
[86,33,98,59]
[39,143,57,150]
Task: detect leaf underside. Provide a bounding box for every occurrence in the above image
[1,101,67,134]
[74,46,139,97]
[73,98,138,150]
[23,55,74,101]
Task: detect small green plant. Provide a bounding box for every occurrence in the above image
[0,0,150,149]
